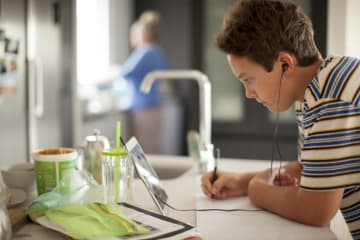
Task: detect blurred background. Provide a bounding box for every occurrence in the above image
[0,0,360,167]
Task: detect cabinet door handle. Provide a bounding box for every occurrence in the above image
[34,58,44,117]
[28,58,44,117]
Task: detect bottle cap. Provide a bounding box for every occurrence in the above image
[102,147,127,156]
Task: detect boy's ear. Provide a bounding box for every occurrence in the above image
[278,51,295,73]
[282,63,289,73]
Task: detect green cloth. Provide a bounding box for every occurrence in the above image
[45,203,149,239]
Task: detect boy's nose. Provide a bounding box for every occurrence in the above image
[245,87,256,99]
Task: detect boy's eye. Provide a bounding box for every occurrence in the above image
[243,78,251,84]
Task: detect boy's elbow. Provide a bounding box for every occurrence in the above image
[248,180,336,227]
[302,210,333,227]
[297,190,341,227]
[286,200,337,227]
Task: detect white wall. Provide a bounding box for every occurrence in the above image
[345,0,360,57]
[109,0,133,65]
[328,0,360,57]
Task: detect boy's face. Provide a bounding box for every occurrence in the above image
[227,54,294,112]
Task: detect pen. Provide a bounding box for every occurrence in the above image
[210,148,220,198]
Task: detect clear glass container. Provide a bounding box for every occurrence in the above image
[102,148,134,204]
[0,189,12,240]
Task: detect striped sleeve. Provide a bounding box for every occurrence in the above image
[300,100,360,191]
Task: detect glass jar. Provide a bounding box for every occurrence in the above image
[0,189,12,240]
[102,148,134,204]
[80,129,110,183]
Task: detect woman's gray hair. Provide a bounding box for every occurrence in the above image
[137,10,161,41]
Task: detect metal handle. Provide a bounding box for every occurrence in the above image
[141,70,212,148]
[34,58,44,117]
[29,58,44,117]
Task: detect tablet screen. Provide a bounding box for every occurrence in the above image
[126,137,168,215]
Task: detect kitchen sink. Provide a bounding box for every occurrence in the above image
[146,154,195,179]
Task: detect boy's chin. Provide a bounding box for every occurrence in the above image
[265,105,277,112]
[266,105,289,113]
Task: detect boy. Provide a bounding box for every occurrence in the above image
[201,0,360,239]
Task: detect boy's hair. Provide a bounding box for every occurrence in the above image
[216,0,321,71]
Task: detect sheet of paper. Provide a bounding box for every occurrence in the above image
[196,193,260,211]
[194,168,335,239]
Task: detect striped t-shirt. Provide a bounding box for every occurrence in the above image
[295,56,360,239]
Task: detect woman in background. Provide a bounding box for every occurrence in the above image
[117,11,170,153]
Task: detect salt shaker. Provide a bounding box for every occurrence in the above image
[102,147,134,204]
[80,129,110,183]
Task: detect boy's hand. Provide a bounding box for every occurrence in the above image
[201,171,245,199]
[272,168,299,187]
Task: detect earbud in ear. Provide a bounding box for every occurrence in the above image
[282,63,289,73]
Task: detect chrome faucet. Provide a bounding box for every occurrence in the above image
[141,70,215,172]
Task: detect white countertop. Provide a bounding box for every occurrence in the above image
[16,154,351,239]
[146,155,351,240]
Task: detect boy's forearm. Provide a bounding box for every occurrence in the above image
[238,171,259,195]
[248,169,343,226]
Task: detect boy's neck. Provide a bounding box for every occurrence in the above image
[293,58,323,102]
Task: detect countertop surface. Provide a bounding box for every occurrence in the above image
[14,154,351,239]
